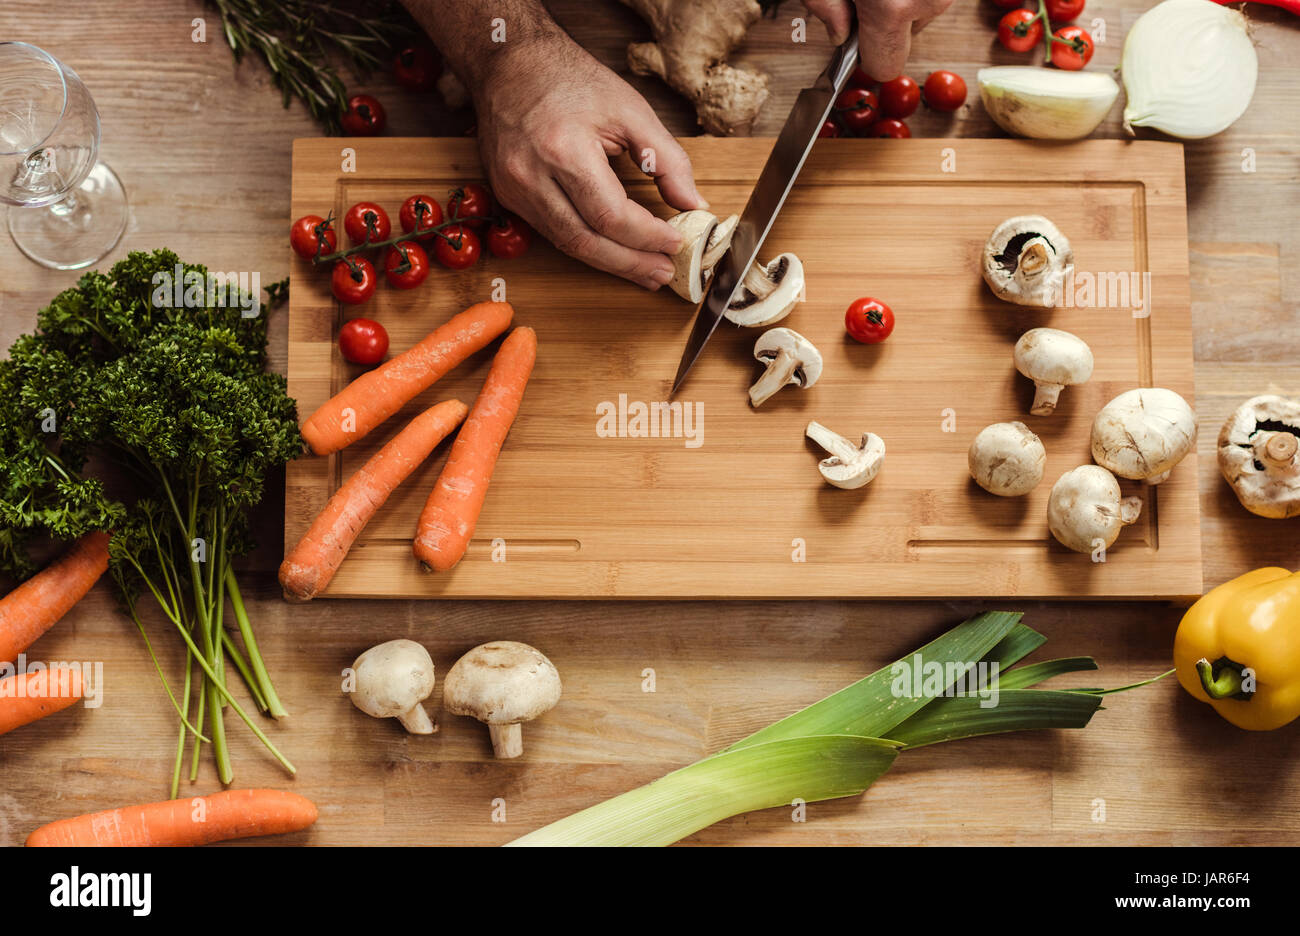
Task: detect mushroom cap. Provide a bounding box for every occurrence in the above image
[1091,388,1197,482]
[1048,464,1143,553]
[1217,394,1300,519]
[968,421,1046,496]
[1014,327,1094,387]
[666,210,718,302]
[350,639,436,720]
[981,215,1074,307]
[752,327,823,386]
[724,253,806,327]
[442,641,562,726]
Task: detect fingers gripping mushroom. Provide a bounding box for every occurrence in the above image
[1218,394,1300,519]
[442,641,562,759]
[723,253,805,327]
[1048,465,1143,554]
[806,421,885,489]
[1091,388,1197,484]
[349,639,438,734]
[749,327,822,407]
[1014,328,1094,416]
[981,215,1074,307]
[969,422,1046,496]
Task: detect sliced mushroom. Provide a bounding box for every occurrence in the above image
[981,215,1074,307]
[1048,464,1143,554]
[749,327,822,408]
[1217,394,1300,519]
[723,253,805,327]
[805,421,885,489]
[1014,328,1094,416]
[666,210,721,302]
[1091,388,1197,484]
[968,421,1046,496]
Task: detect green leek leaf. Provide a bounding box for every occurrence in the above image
[886,689,1103,749]
[997,657,1099,690]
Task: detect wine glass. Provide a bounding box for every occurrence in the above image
[0,41,128,270]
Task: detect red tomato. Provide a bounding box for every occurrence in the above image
[998,9,1043,53]
[341,94,386,136]
[384,241,430,289]
[1046,0,1085,21]
[338,317,389,366]
[870,119,911,139]
[834,87,880,132]
[818,119,841,139]
[331,257,377,305]
[446,183,493,229]
[290,214,336,260]
[1051,26,1095,70]
[392,45,440,91]
[845,297,895,344]
[399,194,444,237]
[433,225,481,269]
[343,202,391,246]
[923,70,967,111]
[486,215,533,259]
[848,65,875,89]
[878,75,920,119]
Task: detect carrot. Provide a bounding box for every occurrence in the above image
[414,327,537,572]
[0,531,110,665]
[301,301,513,456]
[280,398,469,601]
[0,666,84,736]
[25,788,318,846]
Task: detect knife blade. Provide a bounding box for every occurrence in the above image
[670,26,860,395]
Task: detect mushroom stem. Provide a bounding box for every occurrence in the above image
[397,704,436,735]
[1259,431,1299,472]
[749,348,799,407]
[806,420,858,462]
[1030,382,1064,416]
[1119,496,1143,525]
[489,723,524,759]
[1019,241,1049,275]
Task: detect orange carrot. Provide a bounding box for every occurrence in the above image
[414,327,537,572]
[301,301,513,455]
[0,531,110,666]
[25,788,318,846]
[280,398,469,601]
[0,666,84,736]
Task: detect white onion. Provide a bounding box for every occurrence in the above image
[978,67,1119,140]
[1121,0,1257,139]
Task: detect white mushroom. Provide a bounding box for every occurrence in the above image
[805,421,885,489]
[1014,328,1094,416]
[1091,388,1197,484]
[348,639,437,734]
[442,641,562,759]
[1048,465,1143,554]
[968,422,1046,496]
[722,253,805,327]
[1217,394,1300,519]
[748,327,822,408]
[981,215,1074,307]
[666,210,739,302]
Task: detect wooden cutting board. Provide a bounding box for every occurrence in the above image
[286,137,1200,600]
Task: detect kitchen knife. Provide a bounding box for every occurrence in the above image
[670,26,860,395]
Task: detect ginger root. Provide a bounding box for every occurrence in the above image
[618,0,770,136]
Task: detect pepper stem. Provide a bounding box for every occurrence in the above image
[1196,657,1248,700]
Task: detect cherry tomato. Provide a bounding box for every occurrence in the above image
[392,45,440,91]
[290,214,337,260]
[878,75,920,119]
[384,241,430,289]
[848,65,875,89]
[818,119,841,139]
[1051,26,1095,70]
[870,118,911,139]
[834,87,880,132]
[446,183,493,230]
[433,225,481,269]
[845,297,895,344]
[1046,0,1085,21]
[343,202,391,245]
[486,215,533,259]
[331,257,377,305]
[341,94,386,136]
[338,317,389,366]
[923,70,967,111]
[998,9,1043,53]
[399,194,444,237]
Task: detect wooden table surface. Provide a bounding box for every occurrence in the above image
[1,0,1297,846]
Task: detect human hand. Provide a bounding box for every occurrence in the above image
[804,0,954,81]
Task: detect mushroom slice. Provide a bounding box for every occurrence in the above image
[1217,394,1300,519]
[349,639,438,734]
[969,421,1046,496]
[723,253,806,327]
[749,327,822,408]
[442,641,562,759]
[702,214,738,270]
[1048,464,1143,554]
[981,214,1074,307]
[806,421,885,489]
[665,210,739,302]
[1014,327,1094,416]
[1091,388,1197,484]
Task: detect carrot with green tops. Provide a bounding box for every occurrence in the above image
[414,327,537,572]
[0,666,83,736]
[280,398,469,601]
[0,531,110,666]
[301,301,513,455]
[26,788,318,846]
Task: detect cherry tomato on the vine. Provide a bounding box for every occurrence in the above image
[998,9,1043,52]
[331,257,377,305]
[870,118,911,139]
[338,318,389,366]
[290,214,336,260]
[446,184,493,229]
[923,70,967,112]
[343,202,391,245]
[848,65,876,89]
[486,215,533,259]
[399,194,444,237]
[1046,0,1085,21]
[845,297,895,344]
[434,225,481,269]
[1050,26,1095,70]
[834,87,880,132]
[818,119,841,139]
[878,75,920,119]
[341,94,386,136]
[384,241,431,289]
[392,45,440,91]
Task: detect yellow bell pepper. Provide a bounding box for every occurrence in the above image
[1173,567,1300,731]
